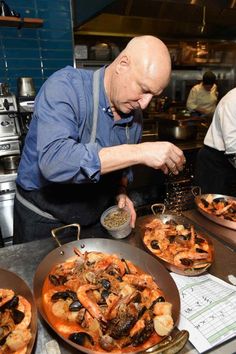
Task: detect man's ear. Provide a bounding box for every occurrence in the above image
[116,55,130,74]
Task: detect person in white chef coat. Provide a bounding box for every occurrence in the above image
[186,71,218,117]
[194,87,236,196]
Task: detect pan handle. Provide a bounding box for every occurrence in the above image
[142,330,189,354]
[151,203,166,215]
[191,186,201,197]
[51,224,81,252]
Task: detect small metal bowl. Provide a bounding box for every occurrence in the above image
[100,205,132,239]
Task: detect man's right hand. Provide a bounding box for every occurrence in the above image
[138,141,186,175]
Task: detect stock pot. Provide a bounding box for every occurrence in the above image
[157,114,200,140]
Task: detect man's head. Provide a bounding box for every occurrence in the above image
[105,36,171,117]
[202,71,216,91]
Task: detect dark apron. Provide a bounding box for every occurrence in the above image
[16,69,122,226]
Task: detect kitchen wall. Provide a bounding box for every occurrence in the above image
[0,0,74,95]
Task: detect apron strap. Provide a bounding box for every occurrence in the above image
[15,187,59,221]
[90,68,100,143]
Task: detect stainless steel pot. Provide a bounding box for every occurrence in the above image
[1,155,20,172]
[17,77,36,97]
[157,114,199,140]
[158,123,197,140]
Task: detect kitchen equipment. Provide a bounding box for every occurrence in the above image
[138,204,214,276]
[0,267,38,353]
[1,154,20,172]
[33,225,188,354]
[0,86,21,156]
[192,187,236,230]
[0,82,9,96]
[158,114,199,140]
[100,205,131,238]
[17,77,36,97]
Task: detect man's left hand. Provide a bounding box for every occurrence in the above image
[116,194,136,228]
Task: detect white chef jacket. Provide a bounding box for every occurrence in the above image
[204,87,236,154]
[186,83,218,114]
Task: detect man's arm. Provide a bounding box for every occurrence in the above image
[99,141,185,175]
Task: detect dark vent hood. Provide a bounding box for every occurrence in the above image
[74,0,236,40]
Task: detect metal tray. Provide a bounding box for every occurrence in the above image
[33,236,183,354]
[0,268,38,354]
[192,188,236,230]
[137,204,214,276]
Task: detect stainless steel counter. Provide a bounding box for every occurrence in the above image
[0,213,235,354]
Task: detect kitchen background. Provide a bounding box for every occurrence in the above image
[1,0,236,245]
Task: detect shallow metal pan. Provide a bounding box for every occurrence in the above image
[0,268,38,354]
[33,224,188,354]
[137,204,214,276]
[192,187,236,230]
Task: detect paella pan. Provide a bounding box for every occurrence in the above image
[33,224,188,354]
[192,187,236,230]
[0,268,38,354]
[138,204,214,276]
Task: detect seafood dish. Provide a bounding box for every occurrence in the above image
[142,216,214,276]
[0,269,37,354]
[42,247,175,353]
[196,194,236,229]
[0,289,32,354]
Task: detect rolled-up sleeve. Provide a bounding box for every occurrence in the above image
[35,70,101,183]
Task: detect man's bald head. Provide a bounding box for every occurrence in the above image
[121,36,171,93]
[105,35,171,117]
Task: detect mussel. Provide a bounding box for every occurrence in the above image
[213,197,227,204]
[150,240,160,250]
[0,295,19,312]
[51,290,77,302]
[69,300,83,312]
[200,198,209,208]
[196,248,208,254]
[12,308,25,324]
[68,332,94,346]
[101,279,111,290]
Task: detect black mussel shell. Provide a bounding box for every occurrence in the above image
[200,198,209,208]
[12,308,25,324]
[0,333,8,346]
[68,332,94,346]
[0,296,19,312]
[101,279,111,290]
[150,240,160,249]
[195,237,205,244]
[180,258,193,266]
[213,197,227,204]
[196,248,208,253]
[69,300,83,312]
[101,289,110,301]
[51,290,77,302]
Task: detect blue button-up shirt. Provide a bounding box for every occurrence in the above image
[17,66,143,190]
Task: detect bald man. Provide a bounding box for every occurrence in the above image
[14,35,185,243]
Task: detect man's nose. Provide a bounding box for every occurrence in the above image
[138,93,153,110]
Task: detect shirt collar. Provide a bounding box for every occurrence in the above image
[99,66,134,124]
